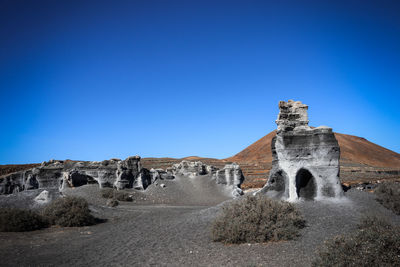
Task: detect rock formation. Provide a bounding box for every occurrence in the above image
[0,157,245,197]
[0,156,153,194]
[258,100,343,201]
[34,190,51,205]
[171,160,245,196]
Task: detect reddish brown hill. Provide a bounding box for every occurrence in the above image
[227,130,400,168]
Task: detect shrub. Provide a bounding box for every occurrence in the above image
[313,215,400,266]
[106,199,119,207]
[0,208,48,232]
[211,195,305,244]
[101,188,114,199]
[374,182,400,215]
[100,188,133,202]
[43,196,96,227]
[114,192,133,202]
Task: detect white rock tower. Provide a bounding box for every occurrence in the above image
[259,100,343,201]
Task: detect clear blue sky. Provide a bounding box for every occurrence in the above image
[1,0,399,164]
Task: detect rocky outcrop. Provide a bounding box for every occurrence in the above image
[113,156,143,190]
[214,163,245,196]
[0,157,245,197]
[171,161,208,176]
[258,100,343,201]
[0,156,155,194]
[171,160,245,197]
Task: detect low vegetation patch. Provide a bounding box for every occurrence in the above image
[43,196,96,227]
[211,195,305,244]
[0,208,48,232]
[101,188,133,202]
[374,182,400,215]
[106,199,119,207]
[101,188,115,199]
[313,215,400,266]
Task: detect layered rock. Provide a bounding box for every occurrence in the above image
[171,161,208,176]
[0,157,245,198]
[214,163,245,196]
[259,100,343,201]
[0,156,155,194]
[171,160,245,196]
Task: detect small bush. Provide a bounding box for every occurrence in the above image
[114,192,133,202]
[313,215,400,266]
[0,208,48,232]
[374,182,400,215]
[43,196,96,227]
[211,195,305,244]
[101,188,133,202]
[106,199,119,207]
[101,188,114,199]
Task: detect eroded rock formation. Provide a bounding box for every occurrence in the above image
[259,100,343,201]
[0,156,153,194]
[171,160,245,196]
[0,157,245,197]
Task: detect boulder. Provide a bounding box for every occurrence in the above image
[34,190,51,205]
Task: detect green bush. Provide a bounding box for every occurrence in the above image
[0,208,48,232]
[374,182,400,215]
[211,195,305,244]
[313,215,400,266]
[101,188,133,202]
[43,196,96,227]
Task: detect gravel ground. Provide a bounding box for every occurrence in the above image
[0,181,399,266]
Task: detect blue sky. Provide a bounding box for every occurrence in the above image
[1,0,399,164]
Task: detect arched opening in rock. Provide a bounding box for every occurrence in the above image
[295,168,316,200]
[268,169,288,198]
[70,173,96,187]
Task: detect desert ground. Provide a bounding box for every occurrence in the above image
[0,173,399,267]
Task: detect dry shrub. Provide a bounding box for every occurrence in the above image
[106,199,119,207]
[211,195,305,244]
[0,208,48,232]
[101,188,133,202]
[313,215,400,266]
[374,182,400,215]
[101,188,114,199]
[43,196,96,227]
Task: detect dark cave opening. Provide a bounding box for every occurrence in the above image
[295,168,316,200]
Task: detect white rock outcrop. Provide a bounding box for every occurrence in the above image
[258,100,343,201]
[171,160,244,197]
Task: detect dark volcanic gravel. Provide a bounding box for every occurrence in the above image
[0,185,399,266]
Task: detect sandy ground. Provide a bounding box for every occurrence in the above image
[0,175,399,267]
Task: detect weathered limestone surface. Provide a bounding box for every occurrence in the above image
[259,100,343,201]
